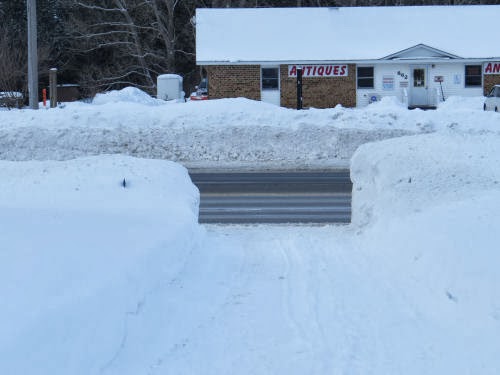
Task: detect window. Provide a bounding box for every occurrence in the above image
[261,68,279,90]
[413,68,425,88]
[357,67,374,89]
[465,65,482,87]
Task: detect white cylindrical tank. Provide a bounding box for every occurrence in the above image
[157,74,184,101]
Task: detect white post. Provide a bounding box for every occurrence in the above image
[27,0,38,109]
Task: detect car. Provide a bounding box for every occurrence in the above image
[189,78,208,101]
[0,91,24,109]
[484,85,500,112]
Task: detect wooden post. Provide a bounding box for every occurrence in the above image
[27,0,38,109]
[49,68,57,108]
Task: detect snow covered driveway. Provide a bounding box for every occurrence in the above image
[83,224,363,375]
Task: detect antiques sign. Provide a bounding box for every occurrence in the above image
[288,65,348,77]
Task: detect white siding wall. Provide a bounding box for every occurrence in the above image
[356,62,484,107]
[356,63,411,107]
[430,63,483,100]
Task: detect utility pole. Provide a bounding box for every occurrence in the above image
[27,0,39,109]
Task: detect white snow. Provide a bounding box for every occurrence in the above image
[196,6,500,63]
[92,86,164,106]
[1,88,500,374]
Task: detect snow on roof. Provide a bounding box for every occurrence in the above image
[196,5,500,64]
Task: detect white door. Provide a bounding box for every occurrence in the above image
[410,66,429,106]
[261,67,280,106]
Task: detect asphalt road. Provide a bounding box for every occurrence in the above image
[189,171,352,224]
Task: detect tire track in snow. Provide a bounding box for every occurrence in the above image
[144,230,254,375]
[278,238,334,367]
[283,235,337,374]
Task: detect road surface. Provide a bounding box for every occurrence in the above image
[189,171,352,224]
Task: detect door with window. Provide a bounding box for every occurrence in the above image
[410,65,429,106]
[261,67,280,106]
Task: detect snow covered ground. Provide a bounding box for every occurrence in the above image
[1,90,500,374]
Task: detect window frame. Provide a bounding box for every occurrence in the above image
[261,67,280,91]
[464,64,482,88]
[357,66,374,89]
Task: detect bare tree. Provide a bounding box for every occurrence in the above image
[147,0,180,73]
[67,0,198,94]
[68,0,154,91]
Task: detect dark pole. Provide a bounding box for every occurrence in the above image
[49,68,57,108]
[296,67,303,110]
[27,0,38,109]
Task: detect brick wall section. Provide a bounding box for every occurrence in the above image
[484,74,500,95]
[206,65,261,100]
[280,64,357,108]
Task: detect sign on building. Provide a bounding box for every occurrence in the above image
[383,75,395,90]
[484,62,500,74]
[288,65,348,77]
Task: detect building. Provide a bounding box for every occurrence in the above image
[195,5,500,109]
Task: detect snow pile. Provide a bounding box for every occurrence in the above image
[0,87,498,169]
[0,155,202,375]
[0,155,199,214]
[92,86,163,106]
[0,91,419,168]
[350,132,500,226]
[348,132,500,374]
[364,95,408,111]
[437,94,486,111]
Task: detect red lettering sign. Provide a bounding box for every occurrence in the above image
[484,62,500,75]
[288,65,348,77]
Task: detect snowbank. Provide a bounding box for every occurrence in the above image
[1,88,498,169]
[0,155,202,375]
[92,86,164,106]
[348,132,500,374]
[350,132,500,227]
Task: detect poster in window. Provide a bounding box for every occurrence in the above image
[382,75,395,91]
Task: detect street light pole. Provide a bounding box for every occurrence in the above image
[27,0,38,109]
